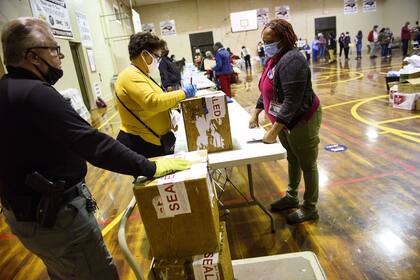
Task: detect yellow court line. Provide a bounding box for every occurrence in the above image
[322,95,385,109]
[97,111,119,130]
[346,150,374,168]
[261,123,271,128]
[314,72,364,86]
[101,210,125,236]
[379,131,391,135]
[375,115,420,125]
[350,96,420,143]
[312,62,402,73]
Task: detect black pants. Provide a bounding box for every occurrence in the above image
[339,45,344,57]
[402,39,409,57]
[244,55,251,71]
[344,47,350,59]
[117,130,168,158]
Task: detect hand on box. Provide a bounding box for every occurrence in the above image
[182,84,197,98]
[249,109,262,128]
[153,158,192,178]
[262,122,284,144]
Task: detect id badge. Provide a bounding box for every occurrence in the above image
[268,101,281,117]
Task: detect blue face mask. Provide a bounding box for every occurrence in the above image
[264,41,280,57]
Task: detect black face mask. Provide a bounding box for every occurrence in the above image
[30,51,63,85]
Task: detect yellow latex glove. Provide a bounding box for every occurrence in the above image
[153,158,192,178]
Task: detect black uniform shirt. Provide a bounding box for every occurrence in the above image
[0,67,156,200]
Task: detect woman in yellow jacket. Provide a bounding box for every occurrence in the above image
[115,32,196,158]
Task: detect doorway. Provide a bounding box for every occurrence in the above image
[189,31,214,64]
[69,42,91,110]
[314,16,336,38]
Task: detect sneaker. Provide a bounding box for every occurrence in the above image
[270,196,299,212]
[286,206,319,224]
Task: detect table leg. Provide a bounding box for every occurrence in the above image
[247,164,276,233]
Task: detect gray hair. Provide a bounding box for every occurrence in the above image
[1,17,52,67]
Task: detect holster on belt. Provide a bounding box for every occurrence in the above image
[25,172,65,228]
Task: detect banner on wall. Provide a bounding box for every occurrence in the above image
[363,0,376,13]
[275,5,290,20]
[160,20,176,36]
[142,23,155,33]
[29,0,73,38]
[75,12,93,47]
[344,0,358,15]
[132,9,142,33]
[257,8,269,28]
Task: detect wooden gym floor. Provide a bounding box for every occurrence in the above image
[0,51,419,279]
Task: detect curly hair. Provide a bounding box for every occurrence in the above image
[263,19,297,51]
[128,32,163,60]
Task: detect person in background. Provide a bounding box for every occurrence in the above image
[368,25,379,58]
[378,28,390,59]
[385,28,393,58]
[0,17,191,280]
[159,40,182,91]
[327,32,336,63]
[203,50,216,80]
[115,32,197,158]
[318,33,327,61]
[249,19,322,224]
[355,30,363,60]
[401,21,411,58]
[257,41,266,67]
[193,48,203,69]
[338,32,345,58]
[213,42,233,97]
[311,36,320,63]
[241,45,252,72]
[343,32,351,60]
[303,42,311,62]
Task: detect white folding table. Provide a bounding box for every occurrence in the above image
[175,98,286,232]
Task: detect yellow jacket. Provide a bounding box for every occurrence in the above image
[115,65,185,146]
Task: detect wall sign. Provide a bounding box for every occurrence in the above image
[160,20,177,36]
[86,48,96,72]
[75,12,93,47]
[29,0,73,38]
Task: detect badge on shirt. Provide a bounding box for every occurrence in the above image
[267,66,276,79]
[268,101,282,117]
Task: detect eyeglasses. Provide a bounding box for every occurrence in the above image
[149,51,162,62]
[27,46,61,56]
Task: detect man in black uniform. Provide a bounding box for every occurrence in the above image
[0,17,191,279]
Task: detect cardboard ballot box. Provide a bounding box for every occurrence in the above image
[399,69,420,82]
[393,93,419,110]
[397,77,420,93]
[192,221,234,280]
[180,92,233,153]
[152,222,234,280]
[133,150,220,259]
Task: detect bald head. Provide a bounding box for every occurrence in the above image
[1,17,54,67]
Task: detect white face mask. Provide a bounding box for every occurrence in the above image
[143,51,160,72]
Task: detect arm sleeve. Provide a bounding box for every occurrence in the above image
[213,53,222,72]
[256,94,264,109]
[28,85,156,178]
[274,57,308,126]
[124,73,185,112]
[159,61,170,88]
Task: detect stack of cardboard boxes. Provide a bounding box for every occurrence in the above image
[133,150,234,279]
[180,92,233,153]
[388,72,420,111]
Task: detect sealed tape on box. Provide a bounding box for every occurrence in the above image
[133,150,220,259]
